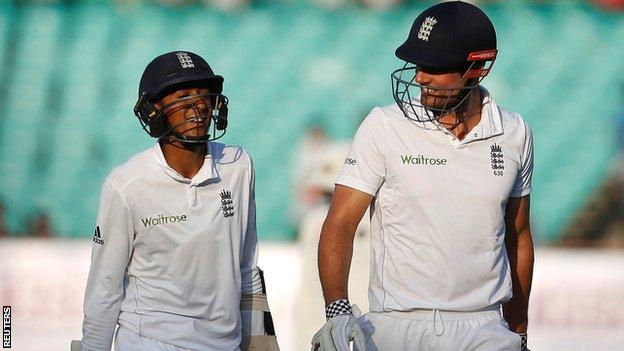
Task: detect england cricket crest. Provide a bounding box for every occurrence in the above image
[490,143,504,176]
[176,52,195,68]
[418,16,438,42]
[220,190,234,218]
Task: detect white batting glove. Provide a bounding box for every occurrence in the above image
[311,299,366,351]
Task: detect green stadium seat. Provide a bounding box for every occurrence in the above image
[0,3,622,241]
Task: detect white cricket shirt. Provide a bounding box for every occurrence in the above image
[336,88,534,312]
[82,142,262,351]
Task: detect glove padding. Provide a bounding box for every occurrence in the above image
[311,313,366,351]
[70,340,82,351]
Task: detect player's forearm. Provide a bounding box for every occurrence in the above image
[82,255,127,350]
[82,324,117,351]
[82,301,121,351]
[81,264,125,351]
[503,228,534,333]
[318,219,356,305]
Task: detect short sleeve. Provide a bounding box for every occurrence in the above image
[510,120,534,198]
[335,107,386,196]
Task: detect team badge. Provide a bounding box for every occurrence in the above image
[490,143,504,176]
[418,16,438,41]
[220,190,234,218]
[176,52,195,68]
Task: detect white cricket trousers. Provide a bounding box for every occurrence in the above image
[114,325,196,351]
[356,307,522,351]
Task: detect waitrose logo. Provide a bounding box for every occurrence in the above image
[141,214,188,228]
[401,154,447,166]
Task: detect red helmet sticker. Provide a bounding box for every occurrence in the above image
[467,50,498,61]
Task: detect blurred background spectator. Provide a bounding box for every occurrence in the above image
[0,202,8,237]
[1,0,622,244]
[594,0,624,11]
[25,211,55,238]
[290,119,330,228]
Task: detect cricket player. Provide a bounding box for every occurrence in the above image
[312,2,534,350]
[76,51,279,351]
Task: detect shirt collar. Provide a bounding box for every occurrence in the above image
[153,142,219,185]
[475,87,503,140]
[411,86,503,140]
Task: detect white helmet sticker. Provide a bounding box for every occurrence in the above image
[418,16,438,42]
[176,52,195,68]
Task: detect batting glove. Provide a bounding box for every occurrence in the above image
[518,332,530,351]
[311,299,366,351]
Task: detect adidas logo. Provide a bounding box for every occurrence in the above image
[93,226,104,245]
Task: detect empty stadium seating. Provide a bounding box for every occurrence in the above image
[0,2,622,241]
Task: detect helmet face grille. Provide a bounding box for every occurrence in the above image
[392,1,498,122]
[134,51,229,143]
[134,92,229,143]
[390,58,495,122]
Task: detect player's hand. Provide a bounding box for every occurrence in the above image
[311,300,365,351]
[518,332,530,351]
[311,313,365,351]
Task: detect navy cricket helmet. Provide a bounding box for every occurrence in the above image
[391,1,498,121]
[134,51,229,142]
